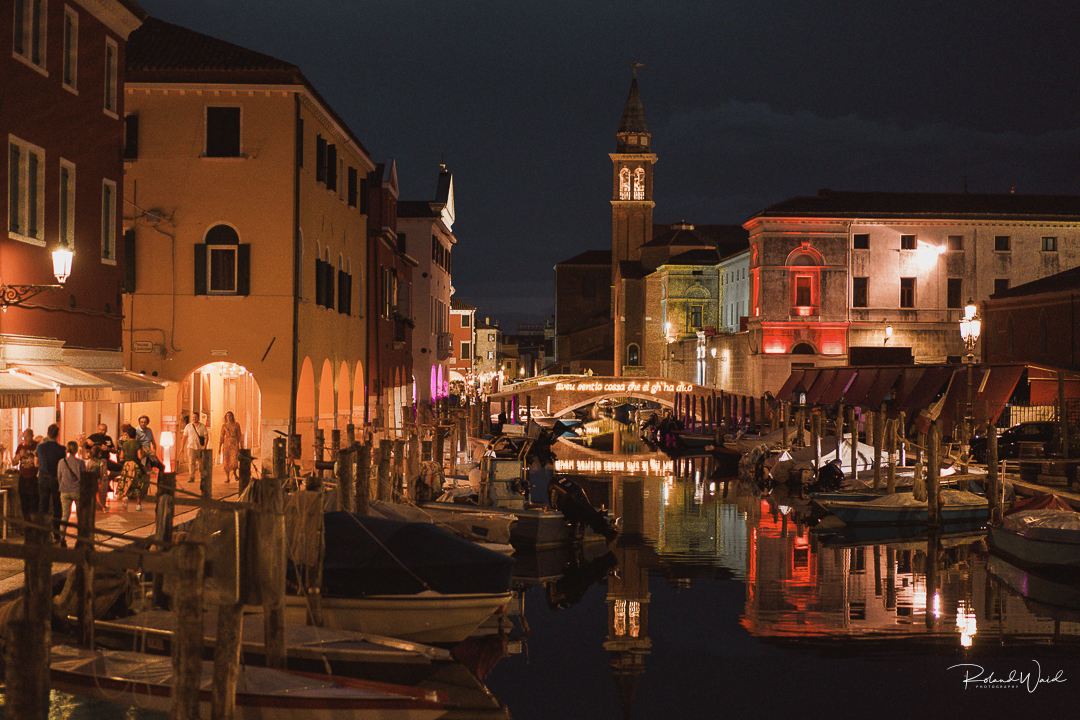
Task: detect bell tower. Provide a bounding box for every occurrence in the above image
[610,68,656,279]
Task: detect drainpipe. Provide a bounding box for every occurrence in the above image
[289,94,301,439]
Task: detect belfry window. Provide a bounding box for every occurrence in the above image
[633,168,645,200]
[619,168,630,200]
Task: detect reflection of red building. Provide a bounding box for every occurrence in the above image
[365,161,416,435]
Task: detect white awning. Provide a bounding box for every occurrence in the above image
[89,371,167,403]
[11,366,166,404]
[11,365,112,403]
[0,371,55,409]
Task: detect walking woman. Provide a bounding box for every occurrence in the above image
[118,426,148,511]
[218,411,243,483]
[14,428,38,525]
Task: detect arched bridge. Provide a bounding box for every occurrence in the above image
[489,375,755,423]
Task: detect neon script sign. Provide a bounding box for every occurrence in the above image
[553,380,695,394]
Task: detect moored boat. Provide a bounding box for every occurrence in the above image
[50,645,447,720]
[987,506,1080,571]
[814,489,988,526]
[287,512,515,644]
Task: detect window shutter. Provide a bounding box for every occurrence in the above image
[324,263,335,311]
[359,177,369,214]
[326,144,337,191]
[338,269,350,314]
[124,115,139,160]
[314,258,324,306]
[236,244,250,296]
[347,167,357,207]
[194,244,207,295]
[124,229,136,292]
[315,135,326,183]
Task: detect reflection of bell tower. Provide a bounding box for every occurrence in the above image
[610,69,656,281]
[605,476,651,719]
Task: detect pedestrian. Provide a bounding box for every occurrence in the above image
[218,411,243,483]
[118,426,148,511]
[57,441,86,545]
[35,424,66,543]
[180,412,208,484]
[135,415,165,475]
[15,428,39,527]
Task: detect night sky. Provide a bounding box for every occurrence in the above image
[134,1,1080,328]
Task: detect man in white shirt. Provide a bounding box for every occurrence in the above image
[180,412,208,484]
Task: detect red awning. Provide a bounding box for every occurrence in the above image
[817,368,858,405]
[840,368,880,407]
[805,368,837,405]
[893,366,956,414]
[975,365,1025,426]
[855,367,904,409]
[774,370,805,403]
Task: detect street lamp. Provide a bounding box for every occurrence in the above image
[958,299,981,471]
[0,245,74,308]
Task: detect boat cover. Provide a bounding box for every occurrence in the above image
[1006,494,1075,515]
[303,512,515,598]
[1000,509,1080,544]
[846,490,987,508]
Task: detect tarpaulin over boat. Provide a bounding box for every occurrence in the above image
[300,512,515,598]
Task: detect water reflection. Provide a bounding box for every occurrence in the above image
[491,421,1080,718]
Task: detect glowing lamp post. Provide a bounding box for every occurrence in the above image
[0,245,74,307]
[958,300,981,470]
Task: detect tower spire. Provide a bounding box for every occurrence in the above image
[617,68,649,152]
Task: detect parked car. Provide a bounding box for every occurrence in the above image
[970,421,1058,463]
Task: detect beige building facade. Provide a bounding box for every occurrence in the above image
[122,18,373,472]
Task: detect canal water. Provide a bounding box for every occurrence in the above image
[6,419,1079,719]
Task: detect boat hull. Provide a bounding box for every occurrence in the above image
[284,591,513,644]
[988,524,1080,570]
[50,645,446,720]
[816,492,988,526]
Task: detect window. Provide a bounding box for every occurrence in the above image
[853,233,869,250]
[993,278,1009,295]
[461,342,470,360]
[947,278,962,308]
[8,138,45,243]
[381,266,397,318]
[337,157,344,200]
[852,277,868,308]
[62,7,77,90]
[900,234,917,250]
[627,344,640,366]
[1042,236,1057,252]
[460,313,470,328]
[194,224,250,296]
[59,160,74,244]
[900,277,916,308]
[633,167,645,200]
[947,235,963,251]
[123,114,138,160]
[337,262,351,315]
[13,0,47,69]
[689,305,703,329]
[794,276,812,306]
[619,167,630,200]
[994,235,1010,252]
[326,144,337,192]
[101,180,116,260]
[206,107,241,157]
[315,134,326,182]
[104,37,117,115]
[347,166,357,207]
[488,333,495,342]
[315,249,334,309]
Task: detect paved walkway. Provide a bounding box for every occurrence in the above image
[0,463,243,601]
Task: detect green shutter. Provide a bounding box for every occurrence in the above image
[194,244,207,295]
[236,244,250,296]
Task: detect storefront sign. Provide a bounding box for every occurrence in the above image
[61,387,108,403]
[0,391,54,409]
[553,380,695,395]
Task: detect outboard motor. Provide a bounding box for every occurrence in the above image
[548,475,619,541]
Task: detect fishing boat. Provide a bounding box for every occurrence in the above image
[286,512,515,644]
[368,499,516,548]
[814,489,988,526]
[50,644,447,720]
[987,503,1080,571]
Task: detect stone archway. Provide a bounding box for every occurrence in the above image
[175,361,262,476]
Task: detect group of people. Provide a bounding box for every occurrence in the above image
[12,411,244,545]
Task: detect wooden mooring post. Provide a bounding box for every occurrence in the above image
[927,423,940,527]
[153,471,177,609]
[173,540,206,720]
[377,440,392,502]
[5,523,52,720]
[355,441,371,516]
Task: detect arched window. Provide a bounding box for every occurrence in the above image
[790,342,816,355]
[619,168,630,200]
[627,344,640,366]
[785,247,823,316]
[195,223,249,296]
[633,167,645,200]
